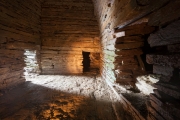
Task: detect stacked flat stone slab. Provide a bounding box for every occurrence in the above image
[101,22,155,85]
[41,0,100,74]
[113,22,155,85]
[146,20,180,120]
[0,0,42,90]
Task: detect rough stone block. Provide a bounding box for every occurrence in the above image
[0,70,24,81]
[150,100,174,120]
[117,64,139,70]
[152,90,180,119]
[148,20,180,47]
[168,44,180,53]
[115,42,144,50]
[153,65,174,76]
[147,102,165,120]
[115,56,137,64]
[159,75,172,82]
[146,54,180,68]
[153,83,180,100]
[0,68,9,75]
[6,42,40,50]
[148,0,180,26]
[115,48,143,56]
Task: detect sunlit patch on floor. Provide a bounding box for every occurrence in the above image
[0,75,124,120]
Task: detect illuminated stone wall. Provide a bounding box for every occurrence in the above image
[40,0,100,74]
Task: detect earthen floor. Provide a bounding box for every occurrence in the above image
[0,75,127,120]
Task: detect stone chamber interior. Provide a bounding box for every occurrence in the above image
[0,0,180,120]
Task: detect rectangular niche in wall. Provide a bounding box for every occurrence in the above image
[82,51,90,72]
[82,51,100,73]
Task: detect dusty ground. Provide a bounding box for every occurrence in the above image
[0,74,129,120]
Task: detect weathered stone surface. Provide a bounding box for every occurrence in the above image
[147,105,164,120]
[103,50,116,56]
[159,75,172,82]
[115,42,144,50]
[150,100,174,120]
[0,37,7,44]
[153,65,174,76]
[0,70,24,82]
[115,23,155,36]
[7,42,40,50]
[148,0,180,26]
[11,64,26,71]
[156,82,180,91]
[148,20,180,47]
[42,46,100,52]
[116,70,133,76]
[115,48,143,56]
[116,36,144,44]
[151,90,180,119]
[116,78,134,82]
[94,0,170,31]
[0,57,23,66]
[147,113,158,120]
[153,83,180,100]
[136,0,150,6]
[42,40,99,48]
[0,49,24,56]
[168,44,180,53]
[0,68,9,75]
[42,70,83,75]
[147,54,180,68]
[116,64,139,71]
[115,56,137,64]
[121,93,147,120]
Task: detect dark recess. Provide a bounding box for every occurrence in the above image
[141,35,156,72]
[82,51,90,72]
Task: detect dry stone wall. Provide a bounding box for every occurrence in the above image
[146,6,180,119]
[146,20,180,120]
[92,0,165,87]
[0,0,43,90]
[111,22,155,85]
[41,0,100,74]
[93,0,180,119]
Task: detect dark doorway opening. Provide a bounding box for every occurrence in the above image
[82,51,90,72]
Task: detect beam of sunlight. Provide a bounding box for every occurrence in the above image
[135,75,159,95]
